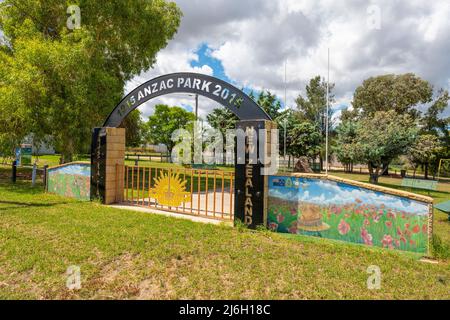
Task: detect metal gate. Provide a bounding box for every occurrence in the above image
[122,165,234,221]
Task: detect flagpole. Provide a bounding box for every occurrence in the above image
[284,60,287,160]
[326,48,330,176]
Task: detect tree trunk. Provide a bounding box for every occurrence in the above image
[319,156,323,172]
[382,162,389,176]
[60,153,73,164]
[424,163,429,180]
[368,163,379,184]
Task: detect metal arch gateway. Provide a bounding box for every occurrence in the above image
[104,72,271,127]
[92,72,275,230]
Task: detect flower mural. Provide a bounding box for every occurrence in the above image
[338,220,351,235]
[47,163,91,201]
[267,176,430,254]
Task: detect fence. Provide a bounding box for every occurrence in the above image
[2,160,48,186]
[125,153,171,163]
[122,165,235,221]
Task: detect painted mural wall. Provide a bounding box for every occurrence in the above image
[47,163,91,201]
[267,175,431,254]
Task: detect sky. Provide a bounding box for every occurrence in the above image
[128,0,450,121]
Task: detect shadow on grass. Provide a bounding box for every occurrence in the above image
[0,200,67,211]
[0,180,45,192]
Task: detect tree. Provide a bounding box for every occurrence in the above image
[333,120,358,173]
[274,108,300,166]
[144,105,196,155]
[352,73,433,119]
[421,89,450,147]
[352,73,434,175]
[352,110,418,184]
[250,90,282,120]
[120,109,144,148]
[206,107,238,137]
[0,0,182,162]
[406,134,443,179]
[287,122,321,160]
[295,75,335,170]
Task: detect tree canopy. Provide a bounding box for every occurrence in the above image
[352,110,418,183]
[250,90,282,120]
[0,0,182,161]
[352,73,433,119]
[144,104,196,154]
[120,109,144,148]
[287,122,321,159]
[206,107,238,137]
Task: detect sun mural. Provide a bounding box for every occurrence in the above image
[150,172,190,207]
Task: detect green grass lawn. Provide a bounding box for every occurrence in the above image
[0,179,449,299]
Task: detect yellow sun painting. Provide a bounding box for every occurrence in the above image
[150,172,190,207]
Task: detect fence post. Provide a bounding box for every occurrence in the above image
[32,162,37,186]
[43,165,48,190]
[11,160,17,183]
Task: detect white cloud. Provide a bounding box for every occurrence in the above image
[128,0,450,120]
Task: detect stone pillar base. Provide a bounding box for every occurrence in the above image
[91,127,125,204]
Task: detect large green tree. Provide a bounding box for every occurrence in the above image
[353,110,418,184]
[351,73,445,175]
[0,0,181,161]
[144,104,196,155]
[352,73,433,119]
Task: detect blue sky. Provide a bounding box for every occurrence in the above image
[189,43,291,109]
[190,44,230,83]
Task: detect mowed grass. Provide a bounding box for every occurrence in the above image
[0,180,449,300]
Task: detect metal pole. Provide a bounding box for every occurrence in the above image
[283,118,287,159]
[325,48,330,176]
[32,162,37,186]
[284,60,288,165]
[195,94,199,119]
[43,165,48,190]
[284,60,287,110]
[12,160,17,183]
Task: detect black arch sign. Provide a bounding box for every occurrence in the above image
[103,72,271,127]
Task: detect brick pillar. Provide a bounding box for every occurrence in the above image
[105,128,125,205]
[91,127,125,205]
[234,120,278,229]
